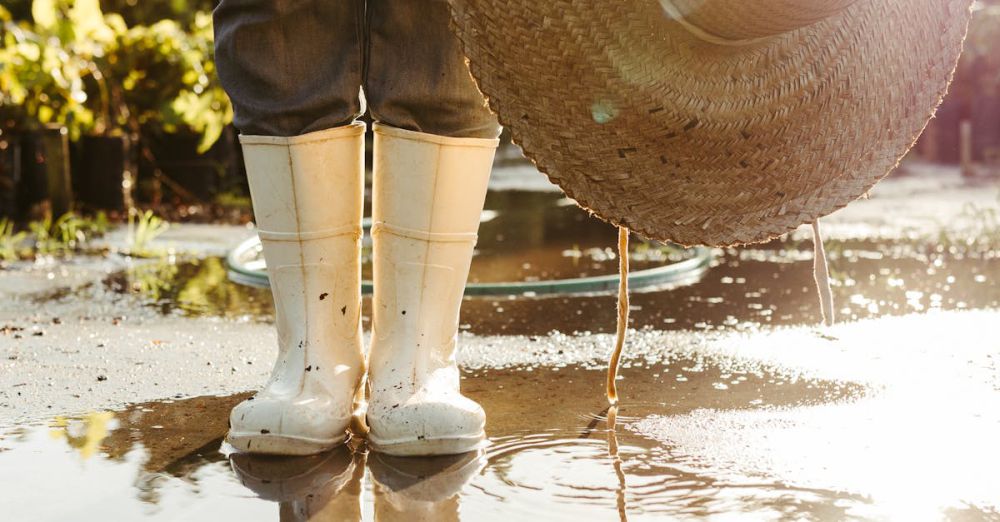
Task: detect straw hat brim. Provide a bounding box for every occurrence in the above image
[450,0,973,246]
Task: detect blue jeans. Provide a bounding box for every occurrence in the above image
[213,0,500,139]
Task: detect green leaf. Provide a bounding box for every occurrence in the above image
[70,0,114,43]
[31,0,58,30]
[197,118,223,153]
[104,13,127,35]
[37,104,53,123]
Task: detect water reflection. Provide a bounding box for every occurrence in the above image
[231,449,363,522]
[0,359,863,520]
[49,411,117,460]
[3,351,1000,520]
[104,256,273,318]
[229,449,484,522]
[606,407,629,522]
[369,452,484,522]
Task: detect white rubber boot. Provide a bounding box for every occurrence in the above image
[366,123,498,456]
[228,123,366,455]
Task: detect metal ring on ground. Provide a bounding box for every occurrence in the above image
[226,227,713,296]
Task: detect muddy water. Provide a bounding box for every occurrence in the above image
[0,359,878,521]
[462,237,1000,335]
[96,191,999,337]
[91,192,689,320]
[4,344,1000,521]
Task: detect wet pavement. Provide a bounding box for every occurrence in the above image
[3,326,1000,520]
[1,161,1000,520]
[0,360,869,520]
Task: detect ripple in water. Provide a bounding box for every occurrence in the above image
[1,357,998,520]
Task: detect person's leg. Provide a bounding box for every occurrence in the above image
[363,0,499,139]
[214,0,365,136]
[364,0,500,456]
[214,0,367,455]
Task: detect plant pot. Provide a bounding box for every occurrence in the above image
[39,125,73,218]
[3,126,74,221]
[0,133,22,219]
[16,132,47,218]
[138,130,233,203]
[73,135,127,211]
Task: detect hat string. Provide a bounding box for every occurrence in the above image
[606,221,833,404]
[607,226,630,404]
[812,220,835,326]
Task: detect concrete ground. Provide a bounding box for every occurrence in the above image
[1,160,998,427]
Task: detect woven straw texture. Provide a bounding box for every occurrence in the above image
[450,0,973,246]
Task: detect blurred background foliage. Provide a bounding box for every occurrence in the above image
[2,0,215,27]
[966,1,1000,92]
[0,0,230,151]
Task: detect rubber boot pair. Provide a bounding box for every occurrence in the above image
[227,122,497,456]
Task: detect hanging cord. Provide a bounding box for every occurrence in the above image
[605,221,830,403]
[607,227,630,404]
[812,220,835,326]
[606,406,629,522]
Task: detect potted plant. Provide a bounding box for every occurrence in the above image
[1,0,126,215]
[78,6,233,210]
[0,3,93,219]
[124,11,234,205]
[3,0,235,217]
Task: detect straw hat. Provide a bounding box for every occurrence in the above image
[449,0,973,246]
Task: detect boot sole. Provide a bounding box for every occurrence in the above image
[227,431,348,456]
[367,431,486,457]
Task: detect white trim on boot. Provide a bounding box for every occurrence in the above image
[228,122,366,456]
[366,123,499,456]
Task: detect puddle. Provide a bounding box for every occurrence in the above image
[44,191,995,337]
[63,192,694,321]
[102,256,274,319]
[4,304,1000,520]
[462,236,1000,335]
[3,352,999,520]
[0,359,880,520]
[474,191,690,282]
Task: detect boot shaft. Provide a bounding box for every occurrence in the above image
[238,124,367,396]
[368,124,498,387]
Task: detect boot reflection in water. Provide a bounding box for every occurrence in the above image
[370,451,486,522]
[230,449,483,521]
[213,0,501,456]
[230,448,363,522]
